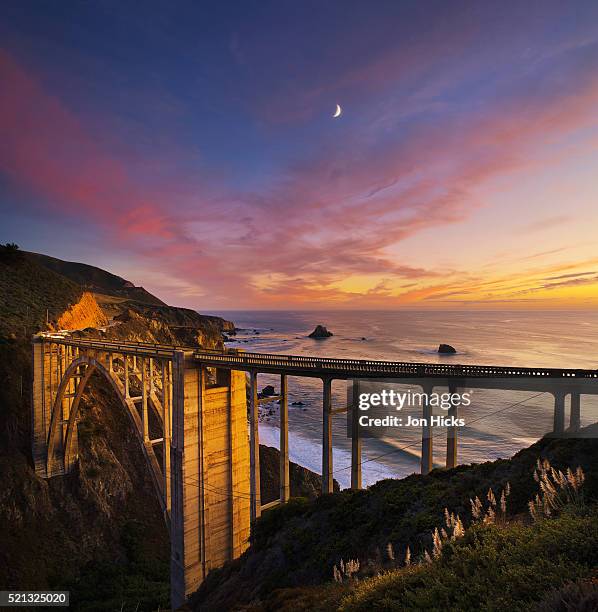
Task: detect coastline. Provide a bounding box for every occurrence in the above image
[257,420,401,489]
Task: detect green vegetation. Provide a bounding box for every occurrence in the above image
[536,576,598,611]
[0,248,169,609]
[0,242,23,263]
[26,251,165,305]
[193,429,598,610]
[62,520,169,612]
[340,510,598,611]
[0,243,82,338]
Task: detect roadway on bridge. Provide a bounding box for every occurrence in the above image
[39,334,598,383]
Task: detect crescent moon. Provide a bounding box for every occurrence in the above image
[333,104,342,118]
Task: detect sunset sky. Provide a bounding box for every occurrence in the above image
[1,1,597,310]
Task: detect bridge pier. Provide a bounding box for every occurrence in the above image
[141,357,149,442]
[32,339,51,476]
[421,383,434,475]
[280,374,290,502]
[351,380,362,489]
[249,370,261,522]
[553,391,566,434]
[322,377,333,494]
[170,351,250,609]
[161,360,172,518]
[570,392,581,432]
[124,354,130,398]
[445,382,459,469]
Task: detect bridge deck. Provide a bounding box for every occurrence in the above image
[38,335,598,381]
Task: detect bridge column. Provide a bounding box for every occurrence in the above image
[62,346,77,469]
[141,357,149,442]
[280,374,290,502]
[322,377,333,494]
[47,344,67,477]
[570,392,581,432]
[249,370,261,522]
[553,391,566,434]
[161,360,172,518]
[32,338,51,476]
[124,354,130,398]
[228,369,251,559]
[446,382,458,469]
[350,379,362,490]
[170,352,250,609]
[149,357,154,395]
[421,383,434,475]
[170,351,202,608]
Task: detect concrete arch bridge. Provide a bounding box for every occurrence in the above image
[31,334,598,608]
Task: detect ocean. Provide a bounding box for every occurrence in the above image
[204,310,598,488]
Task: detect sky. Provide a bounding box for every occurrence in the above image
[1,0,598,310]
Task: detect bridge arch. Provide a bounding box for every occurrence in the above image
[44,353,166,513]
[32,335,598,609]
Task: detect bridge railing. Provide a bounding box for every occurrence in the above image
[36,334,598,379]
[193,349,598,379]
[37,334,181,358]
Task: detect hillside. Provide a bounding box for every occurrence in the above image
[0,244,235,347]
[191,425,598,611]
[25,251,166,306]
[0,245,336,611]
[0,245,83,338]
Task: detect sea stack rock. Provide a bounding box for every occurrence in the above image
[438,343,457,354]
[308,325,333,338]
[261,385,276,396]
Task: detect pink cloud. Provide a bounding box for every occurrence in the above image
[2,45,598,309]
[0,50,190,243]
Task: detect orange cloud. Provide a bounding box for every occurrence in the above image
[2,42,598,309]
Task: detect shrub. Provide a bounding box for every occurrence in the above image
[529,459,585,520]
[536,576,598,612]
[339,510,598,611]
[0,243,23,263]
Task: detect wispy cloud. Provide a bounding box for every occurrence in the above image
[2,4,598,309]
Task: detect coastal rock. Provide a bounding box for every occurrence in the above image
[291,401,305,406]
[308,325,333,339]
[438,343,457,354]
[261,385,276,397]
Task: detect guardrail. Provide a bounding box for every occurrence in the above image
[37,334,181,359]
[193,349,598,379]
[37,334,598,379]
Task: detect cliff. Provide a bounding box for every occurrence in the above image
[104,302,233,349]
[0,373,171,610]
[1,245,234,347]
[55,291,108,331]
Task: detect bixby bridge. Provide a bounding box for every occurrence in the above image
[31,334,598,608]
